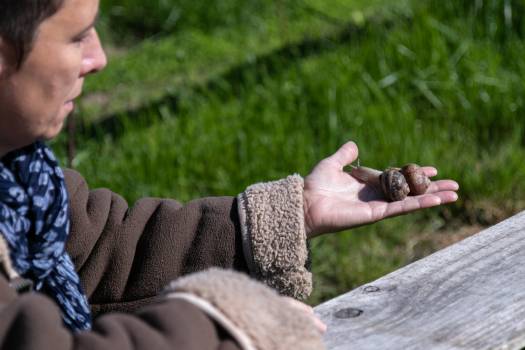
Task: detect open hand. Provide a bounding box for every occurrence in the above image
[303,141,459,238]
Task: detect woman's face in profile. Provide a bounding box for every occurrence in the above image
[0,0,107,155]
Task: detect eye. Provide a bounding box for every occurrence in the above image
[72,29,92,45]
[73,34,88,44]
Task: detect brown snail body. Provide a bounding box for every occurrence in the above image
[350,163,430,202]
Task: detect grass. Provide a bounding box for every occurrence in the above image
[54,0,525,305]
[79,0,407,121]
[97,0,394,41]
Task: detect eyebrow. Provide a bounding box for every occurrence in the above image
[76,10,100,37]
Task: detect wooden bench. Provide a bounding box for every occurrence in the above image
[314,210,525,349]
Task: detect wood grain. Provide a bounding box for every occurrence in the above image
[314,210,525,350]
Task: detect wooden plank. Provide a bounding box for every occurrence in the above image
[314,210,525,350]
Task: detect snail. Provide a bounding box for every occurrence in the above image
[350,164,430,202]
[381,168,411,202]
[400,163,431,196]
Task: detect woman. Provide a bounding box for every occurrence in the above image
[0,0,459,348]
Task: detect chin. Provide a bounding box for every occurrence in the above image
[42,121,66,141]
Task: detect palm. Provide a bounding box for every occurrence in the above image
[303,142,459,238]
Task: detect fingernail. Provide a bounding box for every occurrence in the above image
[317,320,327,333]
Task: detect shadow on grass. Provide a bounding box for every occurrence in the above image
[77,14,403,141]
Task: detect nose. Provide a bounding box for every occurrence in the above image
[80,29,107,77]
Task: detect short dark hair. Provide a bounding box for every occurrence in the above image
[0,0,64,67]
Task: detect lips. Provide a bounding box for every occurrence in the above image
[66,96,79,104]
[66,90,82,104]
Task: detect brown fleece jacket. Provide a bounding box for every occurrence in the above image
[63,169,248,316]
[0,169,323,350]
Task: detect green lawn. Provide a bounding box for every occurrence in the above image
[55,0,525,304]
[79,0,407,120]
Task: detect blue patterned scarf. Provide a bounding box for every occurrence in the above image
[0,141,91,332]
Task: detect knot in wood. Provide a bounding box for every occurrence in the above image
[363,285,380,293]
[334,307,363,319]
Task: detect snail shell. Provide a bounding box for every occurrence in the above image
[380,168,410,202]
[401,163,430,195]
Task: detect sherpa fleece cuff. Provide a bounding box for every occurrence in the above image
[163,268,324,350]
[237,174,312,300]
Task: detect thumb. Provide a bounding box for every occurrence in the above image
[325,141,359,169]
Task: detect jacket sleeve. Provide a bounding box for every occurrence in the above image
[64,168,313,315]
[237,175,312,300]
[0,267,324,350]
[0,283,237,350]
[63,168,249,316]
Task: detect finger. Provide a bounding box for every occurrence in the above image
[429,191,459,205]
[383,191,458,218]
[325,141,359,169]
[421,166,437,177]
[382,196,436,218]
[283,297,314,314]
[313,316,328,334]
[427,180,459,193]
